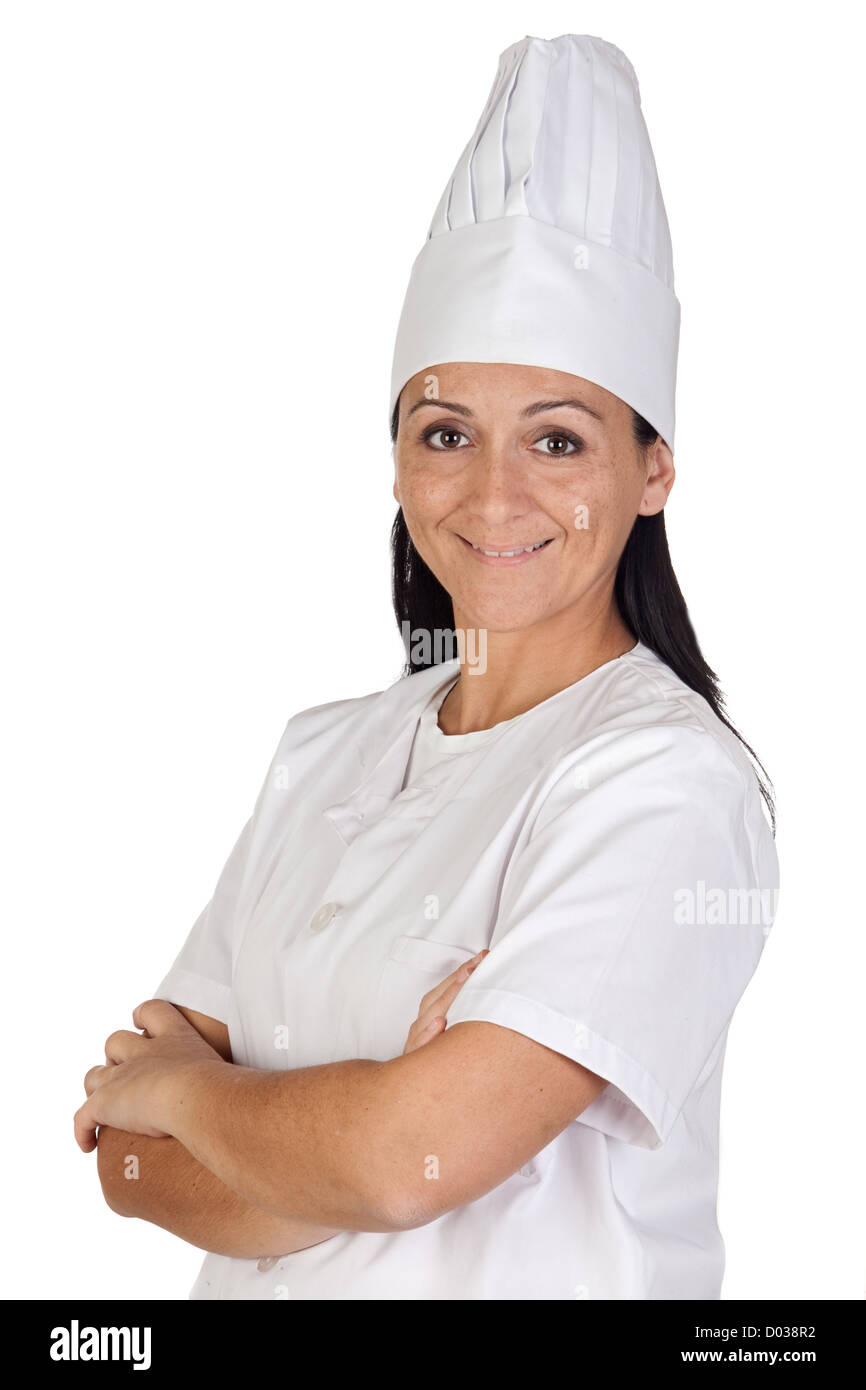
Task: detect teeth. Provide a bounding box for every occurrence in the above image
[471,540,548,556]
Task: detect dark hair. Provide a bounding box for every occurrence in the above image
[389,398,775,833]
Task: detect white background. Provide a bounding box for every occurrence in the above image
[2,0,863,1300]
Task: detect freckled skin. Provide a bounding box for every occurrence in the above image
[392,361,676,732]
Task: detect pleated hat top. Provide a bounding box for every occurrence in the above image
[389,33,680,450]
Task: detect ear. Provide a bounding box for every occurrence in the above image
[392,477,401,505]
[639,437,675,517]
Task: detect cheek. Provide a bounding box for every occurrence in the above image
[556,465,639,550]
[395,465,457,523]
[393,473,451,570]
[542,474,610,547]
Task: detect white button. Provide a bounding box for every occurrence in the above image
[310,901,341,933]
[257,1256,280,1273]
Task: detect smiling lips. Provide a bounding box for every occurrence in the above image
[458,534,554,567]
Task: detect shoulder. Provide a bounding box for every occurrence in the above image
[532,643,776,878]
[266,660,455,761]
[584,641,764,793]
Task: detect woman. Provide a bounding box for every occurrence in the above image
[77,34,779,1300]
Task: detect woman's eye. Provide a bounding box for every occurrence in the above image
[531,432,583,457]
[423,427,470,450]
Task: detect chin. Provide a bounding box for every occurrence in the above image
[450,596,554,636]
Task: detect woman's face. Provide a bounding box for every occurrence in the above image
[392,362,675,636]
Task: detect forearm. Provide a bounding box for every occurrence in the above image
[96,1124,343,1259]
[164,1057,408,1231]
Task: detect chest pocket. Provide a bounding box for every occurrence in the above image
[372,935,480,1060]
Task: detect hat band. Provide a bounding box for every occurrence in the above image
[389,215,680,450]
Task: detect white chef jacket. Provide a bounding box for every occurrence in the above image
[154,640,779,1300]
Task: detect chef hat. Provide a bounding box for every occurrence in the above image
[389,33,680,450]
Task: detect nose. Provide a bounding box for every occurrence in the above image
[461,449,535,528]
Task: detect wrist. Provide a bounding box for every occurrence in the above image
[159,1057,228,1139]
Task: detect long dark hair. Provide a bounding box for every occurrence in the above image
[389,400,776,833]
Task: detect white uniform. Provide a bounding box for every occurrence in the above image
[155,641,779,1300]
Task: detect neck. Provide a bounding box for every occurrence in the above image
[437,603,636,735]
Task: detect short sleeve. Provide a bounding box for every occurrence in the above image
[152,815,254,1025]
[445,725,779,1150]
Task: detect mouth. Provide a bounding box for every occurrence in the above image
[457,534,555,567]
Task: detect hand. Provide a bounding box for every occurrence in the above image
[74,999,227,1153]
[402,949,490,1055]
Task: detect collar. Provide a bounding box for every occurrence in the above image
[322,658,461,846]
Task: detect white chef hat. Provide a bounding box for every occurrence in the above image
[389,33,680,451]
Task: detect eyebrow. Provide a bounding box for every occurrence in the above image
[406,396,604,423]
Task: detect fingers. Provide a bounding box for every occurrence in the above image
[417,950,489,1015]
[84,1064,112,1097]
[74,1098,99,1153]
[77,1002,187,1153]
[418,972,472,1026]
[416,949,489,1028]
[104,1029,145,1064]
[91,1001,186,1075]
[404,1014,446,1056]
[132,999,190,1036]
[404,949,490,1055]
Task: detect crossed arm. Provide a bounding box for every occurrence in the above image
[91,983,609,1258]
[96,1008,343,1258]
